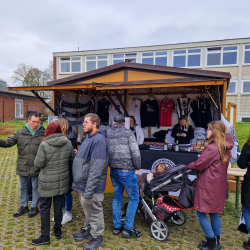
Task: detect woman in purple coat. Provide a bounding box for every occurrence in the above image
[187,121,234,250]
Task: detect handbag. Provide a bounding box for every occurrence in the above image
[178,173,196,208]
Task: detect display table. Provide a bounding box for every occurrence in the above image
[140,149,200,170]
[227,168,247,217]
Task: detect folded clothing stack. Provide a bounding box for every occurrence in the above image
[191,127,207,145]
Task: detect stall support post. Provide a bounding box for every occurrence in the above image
[52,91,55,116]
[124,89,129,115]
[222,81,227,117]
[148,126,151,138]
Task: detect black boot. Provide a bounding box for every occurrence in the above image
[28,207,39,218]
[243,237,250,249]
[13,206,29,217]
[199,235,221,249]
[199,237,220,250]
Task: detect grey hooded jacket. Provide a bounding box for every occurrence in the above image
[107,125,141,170]
[72,126,109,199]
[34,133,75,197]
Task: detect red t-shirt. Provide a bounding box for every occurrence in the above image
[159,99,175,127]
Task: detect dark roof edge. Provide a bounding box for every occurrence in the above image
[0,90,49,100]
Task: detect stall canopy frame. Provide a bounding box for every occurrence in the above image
[8,62,231,117]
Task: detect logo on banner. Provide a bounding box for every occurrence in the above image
[151,158,175,171]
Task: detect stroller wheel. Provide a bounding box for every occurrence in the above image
[170,210,186,226]
[150,220,169,241]
[120,209,126,222]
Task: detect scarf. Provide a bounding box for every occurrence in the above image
[25,123,41,136]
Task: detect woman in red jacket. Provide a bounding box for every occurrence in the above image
[186,121,234,250]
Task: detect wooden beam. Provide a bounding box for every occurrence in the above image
[31,90,58,116]
[227,102,232,123]
[8,84,95,91]
[96,80,224,90]
[103,91,122,115]
[124,89,129,112]
[222,80,227,117]
[113,90,129,117]
[216,85,221,119]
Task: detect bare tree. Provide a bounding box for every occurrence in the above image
[11,61,53,98]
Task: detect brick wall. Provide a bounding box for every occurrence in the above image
[0,95,45,122]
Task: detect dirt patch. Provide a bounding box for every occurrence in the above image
[0,125,18,136]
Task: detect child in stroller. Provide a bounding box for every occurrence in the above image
[121,164,195,241]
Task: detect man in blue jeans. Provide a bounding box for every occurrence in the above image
[107,114,142,238]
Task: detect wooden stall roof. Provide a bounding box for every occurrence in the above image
[8,62,231,92]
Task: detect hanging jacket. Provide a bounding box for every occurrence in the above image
[186,133,234,213]
[237,142,250,209]
[0,126,45,176]
[72,126,109,199]
[34,133,75,197]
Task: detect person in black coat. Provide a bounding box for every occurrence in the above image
[171,115,194,145]
[237,137,250,249]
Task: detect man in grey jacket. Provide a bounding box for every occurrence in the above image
[72,113,109,250]
[107,114,142,238]
[0,113,45,218]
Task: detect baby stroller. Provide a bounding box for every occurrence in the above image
[121,164,196,241]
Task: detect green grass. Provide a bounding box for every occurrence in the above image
[236,122,250,150]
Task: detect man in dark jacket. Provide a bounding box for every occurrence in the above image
[0,113,45,218]
[72,113,108,250]
[107,114,142,238]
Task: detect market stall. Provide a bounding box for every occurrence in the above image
[8,62,231,192]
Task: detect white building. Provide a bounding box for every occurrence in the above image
[53,37,250,122]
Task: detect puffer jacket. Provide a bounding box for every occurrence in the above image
[107,125,141,170]
[186,133,234,213]
[34,133,75,197]
[237,142,250,209]
[72,126,109,199]
[0,126,45,176]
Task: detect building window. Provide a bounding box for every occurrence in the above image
[227,81,237,94]
[243,45,250,64]
[15,99,23,118]
[86,55,108,72]
[173,49,201,68]
[113,54,137,64]
[60,57,81,73]
[242,81,250,93]
[142,51,167,66]
[207,46,238,66]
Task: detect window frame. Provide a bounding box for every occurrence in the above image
[243,44,250,65]
[15,98,23,118]
[59,57,82,74]
[206,45,239,67]
[141,51,168,66]
[172,48,202,68]
[85,55,108,72]
[227,80,237,95]
[242,80,250,94]
[112,53,137,64]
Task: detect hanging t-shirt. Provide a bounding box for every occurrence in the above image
[159,99,175,127]
[141,99,160,128]
[96,98,110,126]
[129,98,141,126]
[175,98,192,118]
[108,99,125,125]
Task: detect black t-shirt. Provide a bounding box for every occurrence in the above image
[141,99,160,128]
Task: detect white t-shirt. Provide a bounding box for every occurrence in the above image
[129,98,141,126]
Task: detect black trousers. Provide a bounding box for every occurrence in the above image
[40,194,64,237]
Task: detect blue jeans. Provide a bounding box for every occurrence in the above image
[195,210,221,238]
[110,168,139,230]
[242,205,250,236]
[64,193,73,213]
[19,176,40,208]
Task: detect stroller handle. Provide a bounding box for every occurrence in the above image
[151,169,192,192]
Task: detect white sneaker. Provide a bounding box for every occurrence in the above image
[52,217,54,222]
[62,213,72,225]
[52,210,65,222]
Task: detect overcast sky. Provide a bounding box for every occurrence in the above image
[0,0,250,86]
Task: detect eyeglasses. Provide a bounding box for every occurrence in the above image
[207,129,211,131]
[31,121,40,124]
[82,121,93,124]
